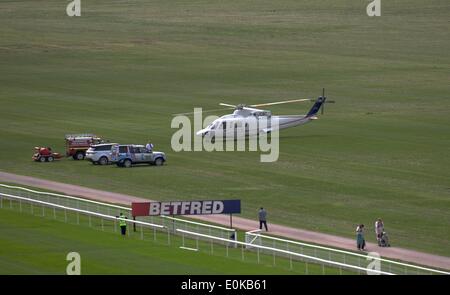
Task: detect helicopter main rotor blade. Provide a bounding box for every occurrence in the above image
[219,103,237,108]
[172,107,233,116]
[250,98,311,108]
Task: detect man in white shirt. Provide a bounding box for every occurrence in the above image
[146,142,154,152]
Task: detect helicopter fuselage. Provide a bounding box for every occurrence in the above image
[195,95,326,138]
[196,113,315,138]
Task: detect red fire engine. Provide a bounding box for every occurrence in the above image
[65,134,103,160]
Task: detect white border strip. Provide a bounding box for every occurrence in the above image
[161,215,235,232]
[179,246,199,252]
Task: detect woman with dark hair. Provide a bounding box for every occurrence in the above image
[356,224,366,251]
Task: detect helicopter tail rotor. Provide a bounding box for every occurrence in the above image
[306,88,335,116]
[313,88,335,115]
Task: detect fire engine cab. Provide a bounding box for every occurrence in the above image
[65,134,104,160]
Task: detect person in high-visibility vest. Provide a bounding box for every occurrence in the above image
[117,212,128,236]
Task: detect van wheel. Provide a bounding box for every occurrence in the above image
[154,158,164,166]
[47,156,54,162]
[39,157,46,163]
[123,159,132,168]
[98,157,108,165]
[74,152,85,160]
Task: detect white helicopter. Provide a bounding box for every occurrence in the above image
[193,89,334,138]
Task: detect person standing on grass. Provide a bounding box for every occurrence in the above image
[117,212,128,236]
[356,224,366,251]
[375,218,384,246]
[258,207,268,231]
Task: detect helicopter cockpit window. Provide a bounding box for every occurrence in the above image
[208,121,219,130]
[254,111,269,117]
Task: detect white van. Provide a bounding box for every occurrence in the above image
[85,143,118,165]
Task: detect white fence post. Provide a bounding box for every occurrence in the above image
[273,240,276,266]
[211,238,214,255]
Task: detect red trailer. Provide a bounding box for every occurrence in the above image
[32,147,63,162]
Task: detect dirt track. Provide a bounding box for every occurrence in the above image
[1,171,449,271]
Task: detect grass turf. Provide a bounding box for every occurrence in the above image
[0,0,449,258]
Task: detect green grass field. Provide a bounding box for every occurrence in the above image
[0,0,449,261]
[0,203,351,274]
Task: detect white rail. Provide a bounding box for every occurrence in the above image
[1,191,381,275]
[178,229,394,275]
[0,183,237,240]
[0,184,128,211]
[3,183,446,274]
[0,192,164,229]
[0,183,235,234]
[246,231,450,275]
[160,215,235,232]
[0,191,401,275]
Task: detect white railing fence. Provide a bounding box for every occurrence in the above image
[245,230,450,275]
[178,229,393,275]
[0,190,362,275]
[0,191,166,241]
[2,183,447,275]
[0,183,237,244]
